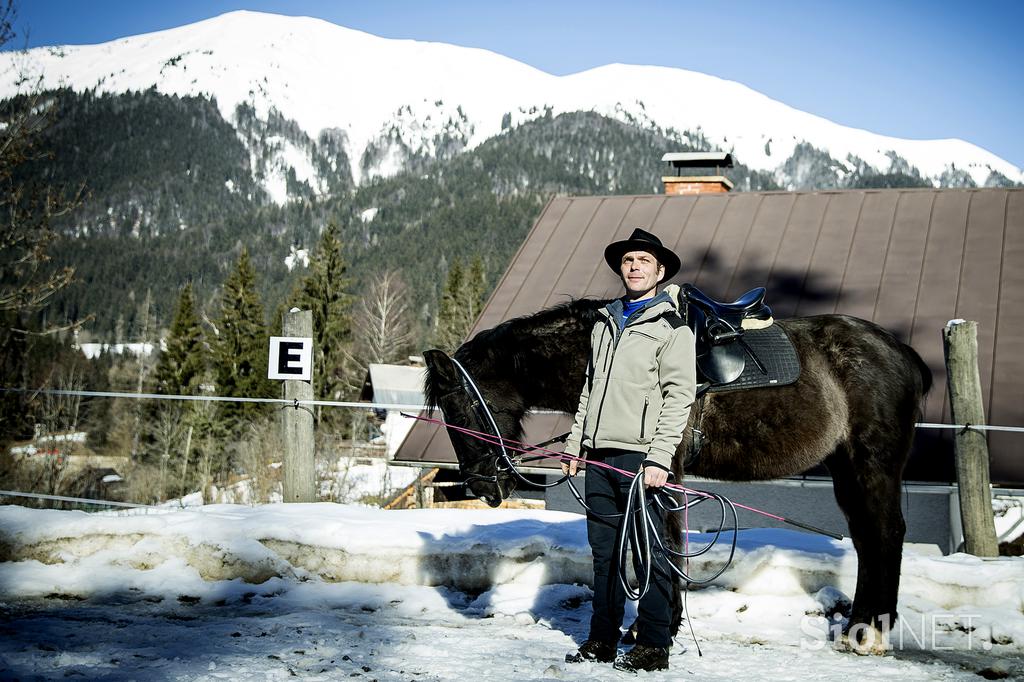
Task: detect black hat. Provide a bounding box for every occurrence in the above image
[604,228,681,281]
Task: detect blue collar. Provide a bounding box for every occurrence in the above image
[607,290,671,331]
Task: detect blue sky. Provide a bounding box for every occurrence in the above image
[8,0,1024,169]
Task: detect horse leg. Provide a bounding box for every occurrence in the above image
[825,442,906,655]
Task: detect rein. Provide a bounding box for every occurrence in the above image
[446,357,572,490]
[412,409,746,586]
[412,405,840,538]
[420,360,844,605]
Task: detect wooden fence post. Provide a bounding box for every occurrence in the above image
[282,309,316,503]
[942,320,999,556]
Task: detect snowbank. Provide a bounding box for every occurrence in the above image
[2,505,1020,614]
[2,503,1022,678]
[0,504,593,594]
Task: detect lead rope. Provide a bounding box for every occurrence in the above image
[409,410,845,655]
[410,410,842,540]
[441,360,739,591]
[421,357,839,654]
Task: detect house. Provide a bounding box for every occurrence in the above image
[396,157,1024,550]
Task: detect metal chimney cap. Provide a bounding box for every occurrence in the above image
[661,152,734,168]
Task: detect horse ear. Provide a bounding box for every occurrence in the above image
[424,349,459,387]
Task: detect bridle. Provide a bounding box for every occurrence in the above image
[447,356,570,490]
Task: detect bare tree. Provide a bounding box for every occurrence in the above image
[130,289,153,461]
[353,270,413,367]
[237,418,283,504]
[0,1,14,47]
[151,403,184,501]
[317,433,356,504]
[0,1,87,455]
[36,366,84,498]
[179,392,233,503]
[0,0,80,317]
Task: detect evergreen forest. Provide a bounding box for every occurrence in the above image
[2,80,1020,507]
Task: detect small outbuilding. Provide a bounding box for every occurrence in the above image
[396,180,1024,551]
[359,363,427,458]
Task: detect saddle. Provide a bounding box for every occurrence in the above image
[677,284,799,392]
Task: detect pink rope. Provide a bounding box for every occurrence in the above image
[404,412,787,523]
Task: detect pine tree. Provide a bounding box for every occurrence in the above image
[214,248,273,435]
[289,223,352,425]
[465,256,487,318]
[434,259,465,353]
[153,282,204,395]
[433,256,487,353]
[146,282,209,498]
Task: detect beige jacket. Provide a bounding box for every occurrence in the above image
[564,284,696,471]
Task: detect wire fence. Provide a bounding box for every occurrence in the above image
[0,386,426,412]
[2,386,1022,514]
[1,385,433,511]
[3,387,1024,434]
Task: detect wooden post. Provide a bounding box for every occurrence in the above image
[282,309,316,503]
[942,320,999,557]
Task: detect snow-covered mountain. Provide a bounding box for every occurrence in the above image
[1,10,1019,192]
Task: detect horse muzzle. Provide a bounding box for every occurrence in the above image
[464,470,514,507]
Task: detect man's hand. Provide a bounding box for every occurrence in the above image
[643,465,669,488]
[562,453,585,476]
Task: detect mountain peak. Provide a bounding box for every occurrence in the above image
[1,10,1019,188]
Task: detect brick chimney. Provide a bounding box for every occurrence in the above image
[661,152,734,195]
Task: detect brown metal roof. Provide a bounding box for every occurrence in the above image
[397,188,1024,485]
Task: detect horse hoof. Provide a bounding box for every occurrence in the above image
[838,624,888,656]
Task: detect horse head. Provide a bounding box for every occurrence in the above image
[423,348,526,507]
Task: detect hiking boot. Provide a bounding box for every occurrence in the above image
[565,639,617,663]
[613,644,670,673]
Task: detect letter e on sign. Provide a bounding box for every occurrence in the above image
[268,337,313,381]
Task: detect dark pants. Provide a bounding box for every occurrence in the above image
[585,449,673,648]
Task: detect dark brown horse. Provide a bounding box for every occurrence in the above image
[423,298,931,652]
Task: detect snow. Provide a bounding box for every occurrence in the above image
[994,494,1023,544]
[1,504,1021,679]
[160,456,421,507]
[319,456,421,504]
[259,135,323,203]
[359,207,379,223]
[9,431,88,457]
[0,10,1018,189]
[262,165,289,205]
[284,245,309,271]
[78,341,156,359]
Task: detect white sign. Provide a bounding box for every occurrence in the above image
[268,336,313,381]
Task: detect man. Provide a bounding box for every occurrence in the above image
[562,228,696,673]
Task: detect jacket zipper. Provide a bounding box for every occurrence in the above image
[640,395,649,440]
[601,325,611,373]
[629,329,659,342]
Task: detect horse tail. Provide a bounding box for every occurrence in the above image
[903,343,933,396]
